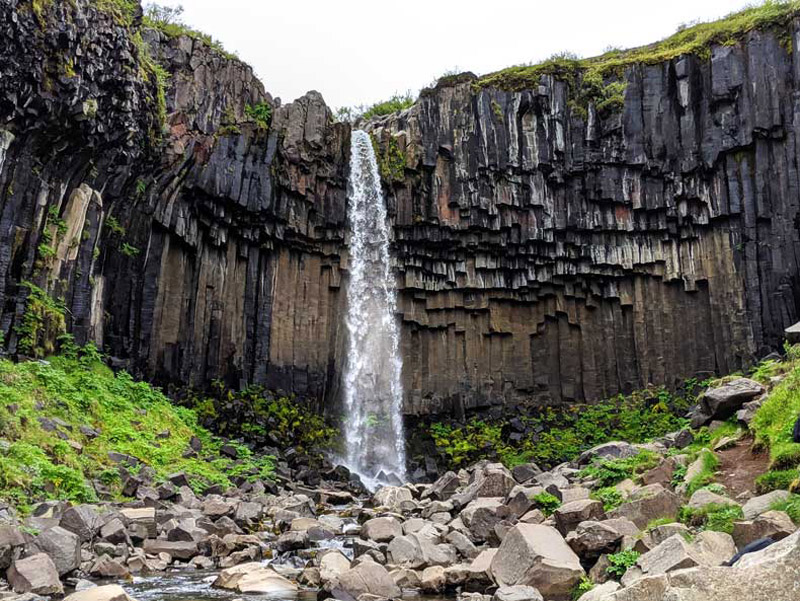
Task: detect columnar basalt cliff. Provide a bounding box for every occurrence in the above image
[2,0,800,417]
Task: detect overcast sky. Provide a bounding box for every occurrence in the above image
[159,0,753,109]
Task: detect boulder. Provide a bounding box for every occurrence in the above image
[319,551,351,584]
[493,585,544,601]
[511,464,541,484]
[420,565,446,593]
[690,530,736,566]
[391,567,421,588]
[33,526,81,575]
[60,505,101,541]
[732,510,796,548]
[467,548,497,584]
[63,585,137,601]
[578,442,639,465]
[90,554,131,578]
[446,530,479,559]
[461,497,510,542]
[143,539,198,560]
[637,534,700,575]
[566,521,625,559]
[214,562,298,594]
[577,581,620,601]
[387,532,456,568]
[374,486,413,512]
[742,490,790,520]
[7,553,63,595]
[424,471,461,501]
[491,524,584,599]
[605,529,800,600]
[0,524,24,570]
[554,499,605,535]
[607,484,681,529]
[325,560,402,599]
[686,489,738,509]
[361,517,403,542]
[698,378,765,421]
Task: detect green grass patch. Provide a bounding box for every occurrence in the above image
[579,450,660,487]
[752,352,800,469]
[755,468,798,493]
[770,493,800,522]
[679,503,743,534]
[0,349,275,511]
[684,448,720,496]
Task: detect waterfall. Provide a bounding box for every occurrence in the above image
[341,130,406,488]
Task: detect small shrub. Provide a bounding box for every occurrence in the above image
[606,549,639,579]
[679,503,743,534]
[361,93,415,120]
[592,486,624,511]
[120,243,140,257]
[571,576,594,600]
[532,492,561,516]
[684,449,719,496]
[579,450,660,487]
[15,282,67,358]
[244,102,272,130]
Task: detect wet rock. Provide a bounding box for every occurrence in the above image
[420,565,446,593]
[319,551,351,583]
[373,486,413,512]
[324,560,401,600]
[213,563,298,594]
[89,555,130,578]
[492,585,544,601]
[63,585,137,601]
[142,539,198,560]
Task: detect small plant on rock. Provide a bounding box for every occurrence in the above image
[531,491,561,516]
[606,549,640,580]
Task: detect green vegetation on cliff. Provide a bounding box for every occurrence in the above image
[0,347,274,513]
[477,1,800,93]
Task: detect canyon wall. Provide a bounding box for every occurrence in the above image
[1,0,799,416]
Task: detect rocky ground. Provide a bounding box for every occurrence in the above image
[0,374,798,601]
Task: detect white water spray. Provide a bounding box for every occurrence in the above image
[341,130,406,488]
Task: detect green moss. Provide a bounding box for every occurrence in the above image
[371,133,406,183]
[120,242,140,257]
[15,282,67,358]
[143,3,237,60]
[30,0,54,27]
[105,215,125,237]
[477,2,800,93]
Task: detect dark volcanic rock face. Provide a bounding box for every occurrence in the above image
[1,0,800,416]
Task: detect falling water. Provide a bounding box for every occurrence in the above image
[341,130,406,488]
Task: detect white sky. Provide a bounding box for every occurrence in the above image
[161,0,753,109]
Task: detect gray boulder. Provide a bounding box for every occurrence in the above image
[361,517,403,542]
[7,553,63,596]
[493,585,544,601]
[213,563,298,593]
[732,510,796,548]
[698,378,765,422]
[742,490,790,520]
[554,499,605,535]
[491,524,584,599]
[63,584,137,601]
[325,560,401,599]
[33,526,81,575]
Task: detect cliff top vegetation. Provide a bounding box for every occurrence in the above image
[476,0,800,91]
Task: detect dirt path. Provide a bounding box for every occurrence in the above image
[714,436,771,498]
